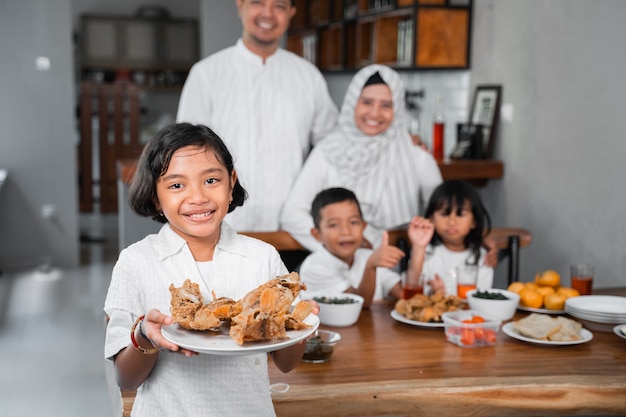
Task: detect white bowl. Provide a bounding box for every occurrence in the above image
[466,288,520,321]
[313,294,364,327]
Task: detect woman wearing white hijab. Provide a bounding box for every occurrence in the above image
[280,64,442,252]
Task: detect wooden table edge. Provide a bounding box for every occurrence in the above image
[272,375,626,416]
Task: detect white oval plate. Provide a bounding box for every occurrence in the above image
[517,305,565,315]
[613,324,626,340]
[390,309,445,328]
[162,314,319,355]
[502,322,592,346]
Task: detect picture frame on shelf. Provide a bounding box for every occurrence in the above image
[469,85,502,159]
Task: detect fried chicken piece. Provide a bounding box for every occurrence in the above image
[230,272,310,345]
[206,297,243,319]
[170,279,204,307]
[408,294,430,307]
[239,272,305,314]
[169,279,239,331]
[169,279,204,329]
[394,299,410,317]
[285,301,313,330]
[230,310,288,344]
[188,305,222,330]
[418,306,438,322]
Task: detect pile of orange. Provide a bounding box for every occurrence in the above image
[507,270,580,310]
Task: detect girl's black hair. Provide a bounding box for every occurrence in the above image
[310,187,362,229]
[424,180,491,265]
[128,123,247,223]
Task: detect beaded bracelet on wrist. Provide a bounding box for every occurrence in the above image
[130,315,159,355]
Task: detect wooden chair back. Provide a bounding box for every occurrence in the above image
[79,81,142,213]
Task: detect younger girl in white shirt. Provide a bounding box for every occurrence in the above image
[406,180,494,295]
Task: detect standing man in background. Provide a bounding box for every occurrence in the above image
[177,0,338,232]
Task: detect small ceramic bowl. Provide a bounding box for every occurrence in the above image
[301,330,342,363]
[314,294,364,327]
[466,288,520,321]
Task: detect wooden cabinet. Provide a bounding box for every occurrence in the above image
[80,14,199,88]
[288,0,472,71]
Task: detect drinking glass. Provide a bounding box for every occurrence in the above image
[401,272,425,300]
[570,263,594,295]
[456,265,478,299]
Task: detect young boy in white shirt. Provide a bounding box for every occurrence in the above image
[299,188,430,307]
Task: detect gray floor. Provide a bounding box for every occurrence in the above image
[0,213,120,417]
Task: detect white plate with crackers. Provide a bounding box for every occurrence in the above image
[613,324,626,340]
[390,310,445,328]
[502,322,592,346]
[162,314,319,355]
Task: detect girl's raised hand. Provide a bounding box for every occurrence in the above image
[407,216,434,248]
[143,309,199,356]
[428,273,446,295]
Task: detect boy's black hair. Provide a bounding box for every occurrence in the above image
[424,180,491,265]
[129,123,247,223]
[310,187,362,229]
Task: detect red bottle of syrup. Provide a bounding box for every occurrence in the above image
[433,95,445,161]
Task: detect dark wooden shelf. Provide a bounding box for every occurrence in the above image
[287,0,472,71]
[438,159,503,186]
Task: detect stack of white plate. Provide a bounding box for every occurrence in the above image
[565,295,626,331]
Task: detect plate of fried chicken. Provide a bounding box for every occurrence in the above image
[162,314,319,355]
[163,272,319,355]
[391,293,465,328]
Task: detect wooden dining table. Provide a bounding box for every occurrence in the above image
[268,288,626,417]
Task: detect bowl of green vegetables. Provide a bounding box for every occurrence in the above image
[313,294,364,327]
[466,288,520,321]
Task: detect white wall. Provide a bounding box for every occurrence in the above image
[199,0,242,57]
[473,0,626,288]
[0,0,78,270]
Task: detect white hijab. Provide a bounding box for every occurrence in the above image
[316,65,423,229]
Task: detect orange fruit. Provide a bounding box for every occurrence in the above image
[557,287,580,299]
[544,293,566,310]
[519,289,543,309]
[535,270,560,287]
[536,286,555,297]
[524,282,539,291]
[507,281,525,294]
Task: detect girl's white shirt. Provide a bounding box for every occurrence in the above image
[422,244,494,295]
[104,222,288,417]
